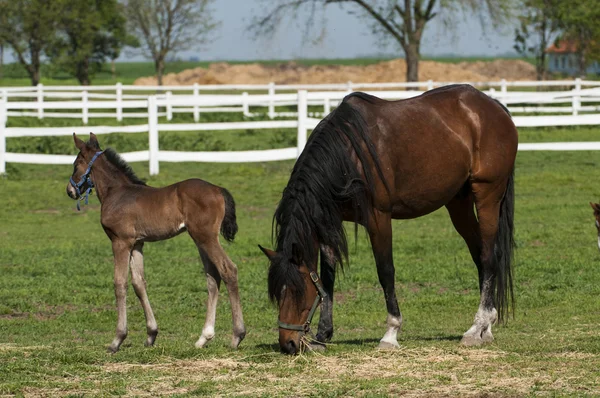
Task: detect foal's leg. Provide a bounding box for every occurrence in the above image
[315,245,336,344]
[460,182,505,346]
[108,239,133,353]
[195,238,246,348]
[368,210,402,349]
[195,249,222,348]
[130,242,159,347]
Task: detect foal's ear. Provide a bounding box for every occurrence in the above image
[73,133,85,150]
[590,202,600,213]
[258,245,277,260]
[88,133,100,149]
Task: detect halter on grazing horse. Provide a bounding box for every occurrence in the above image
[67,133,246,353]
[260,85,517,354]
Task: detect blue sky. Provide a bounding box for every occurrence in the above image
[176,0,519,62]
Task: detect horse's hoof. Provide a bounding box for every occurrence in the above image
[306,341,326,352]
[145,330,158,347]
[230,332,246,349]
[377,340,400,350]
[461,332,493,347]
[106,345,119,354]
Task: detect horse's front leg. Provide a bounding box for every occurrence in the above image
[108,240,133,353]
[315,245,336,345]
[369,210,402,349]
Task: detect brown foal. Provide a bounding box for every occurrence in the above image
[67,133,245,353]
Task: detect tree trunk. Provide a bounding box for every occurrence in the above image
[0,44,3,80]
[155,58,165,86]
[111,60,116,80]
[77,57,90,86]
[405,43,420,86]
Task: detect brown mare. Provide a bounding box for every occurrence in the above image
[260,85,517,354]
[67,133,245,353]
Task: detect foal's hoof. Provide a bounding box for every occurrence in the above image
[230,331,246,349]
[377,340,400,350]
[107,345,120,354]
[461,332,494,347]
[145,330,158,347]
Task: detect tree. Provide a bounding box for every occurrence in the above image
[513,0,559,81]
[0,0,61,86]
[124,0,219,86]
[555,0,600,76]
[251,0,515,83]
[48,0,130,85]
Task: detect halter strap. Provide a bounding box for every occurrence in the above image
[70,151,104,211]
[278,271,328,333]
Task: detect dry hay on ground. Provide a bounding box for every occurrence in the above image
[133,59,537,86]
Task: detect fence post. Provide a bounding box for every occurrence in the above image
[346,81,353,93]
[37,83,44,119]
[573,78,582,116]
[323,96,331,115]
[148,96,159,175]
[268,82,275,119]
[116,82,123,121]
[500,79,507,96]
[242,92,250,117]
[427,80,434,91]
[82,90,89,124]
[166,91,173,121]
[193,83,200,122]
[297,90,308,156]
[0,100,6,174]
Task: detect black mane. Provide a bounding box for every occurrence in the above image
[268,92,387,305]
[103,147,147,186]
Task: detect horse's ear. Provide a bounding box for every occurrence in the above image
[89,133,100,149]
[258,245,277,260]
[590,202,600,212]
[73,133,85,150]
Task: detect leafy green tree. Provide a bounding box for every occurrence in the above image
[0,0,61,86]
[555,0,600,76]
[513,0,559,80]
[49,0,130,85]
[124,0,219,86]
[251,0,516,83]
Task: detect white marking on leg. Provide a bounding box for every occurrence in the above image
[379,314,402,348]
[597,235,600,251]
[195,272,219,348]
[463,304,496,344]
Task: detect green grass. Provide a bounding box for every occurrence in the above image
[2,123,600,396]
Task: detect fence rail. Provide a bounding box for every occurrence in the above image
[1,88,600,175]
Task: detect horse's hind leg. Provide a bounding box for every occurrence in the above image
[130,242,159,347]
[368,210,402,349]
[460,181,507,346]
[195,249,221,348]
[194,237,246,349]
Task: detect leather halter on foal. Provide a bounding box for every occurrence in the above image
[70,151,104,211]
[278,271,328,333]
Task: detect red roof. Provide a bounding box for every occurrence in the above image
[546,40,578,54]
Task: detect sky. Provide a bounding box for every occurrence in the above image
[169,0,520,62]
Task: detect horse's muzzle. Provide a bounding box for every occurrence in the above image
[66,182,77,200]
[280,339,298,355]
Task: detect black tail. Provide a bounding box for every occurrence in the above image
[494,170,515,323]
[220,188,238,242]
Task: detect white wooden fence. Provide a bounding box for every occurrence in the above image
[2,79,600,122]
[1,89,600,175]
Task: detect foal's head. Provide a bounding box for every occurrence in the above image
[260,245,320,355]
[66,133,103,202]
[591,202,600,251]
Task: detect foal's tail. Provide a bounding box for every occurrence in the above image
[220,188,238,242]
[495,170,515,324]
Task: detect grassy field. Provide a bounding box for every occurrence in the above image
[1,118,600,396]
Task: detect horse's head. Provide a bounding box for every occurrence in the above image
[259,244,323,355]
[591,202,600,251]
[66,133,103,206]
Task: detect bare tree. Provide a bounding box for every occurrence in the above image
[124,0,219,85]
[251,0,515,83]
[0,42,4,80]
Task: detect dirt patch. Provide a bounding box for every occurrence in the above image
[134,59,536,86]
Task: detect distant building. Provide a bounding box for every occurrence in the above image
[546,40,600,76]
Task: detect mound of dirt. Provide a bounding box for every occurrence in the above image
[133,59,537,86]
